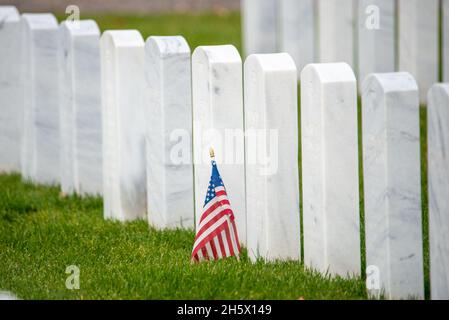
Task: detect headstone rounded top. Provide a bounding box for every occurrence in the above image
[101,30,144,47]
[145,36,190,58]
[428,83,449,99]
[0,6,19,22]
[301,62,356,83]
[245,53,297,73]
[192,45,241,64]
[22,13,58,30]
[60,19,100,36]
[363,72,418,94]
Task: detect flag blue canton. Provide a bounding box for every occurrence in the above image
[204,160,225,207]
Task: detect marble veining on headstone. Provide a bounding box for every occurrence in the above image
[101,30,146,221]
[144,36,194,229]
[244,53,301,262]
[363,72,423,299]
[428,83,449,300]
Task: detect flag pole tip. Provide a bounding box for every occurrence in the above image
[209,148,215,159]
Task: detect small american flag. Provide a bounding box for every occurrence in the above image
[191,153,241,262]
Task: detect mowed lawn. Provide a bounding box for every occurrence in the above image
[79,11,243,53]
[0,12,430,299]
[0,174,366,299]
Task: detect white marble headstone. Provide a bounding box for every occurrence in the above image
[192,45,246,245]
[357,0,395,90]
[241,0,278,56]
[244,53,300,262]
[301,62,360,277]
[428,83,449,300]
[101,30,146,221]
[363,72,423,299]
[318,0,355,69]
[0,6,21,173]
[144,36,194,229]
[0,5,17,20]
[444,0,449,83]
[0,290,17,300]
[279,0,315,79]
[21,13,60,185]
[398,0,439,105]
[59,20,102,196]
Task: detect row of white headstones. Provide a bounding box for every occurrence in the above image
[242,0,448,105]
[0,5,448,300]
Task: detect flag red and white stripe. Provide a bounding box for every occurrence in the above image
[191,160,241,262]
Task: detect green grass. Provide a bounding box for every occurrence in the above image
[419,106,430,299]
[0,174,367,299]
[58,11,242,54]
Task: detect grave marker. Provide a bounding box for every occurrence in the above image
[363,72,423,299]
[241,0,277,55]
[144,36,194,229]
[398,0,439,105]
[279,0,315,79]
[101,30,146,221]
[59,20,102,196]
[21,13,60,185]
[301,62,360,277]
[244,53,300,262]
[318,0,355,69]
[0,6,21,173]
[428,83,449,300]
[357,0,395,89]
[192,45,246,245]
